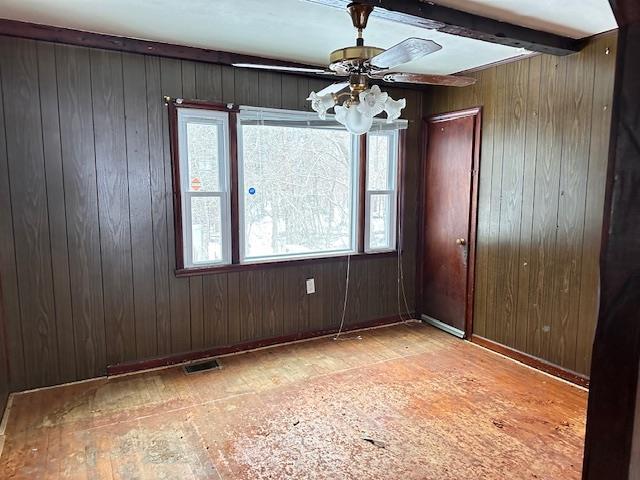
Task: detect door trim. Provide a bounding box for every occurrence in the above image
[417,107,482,339]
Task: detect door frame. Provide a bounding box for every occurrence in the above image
[416,107,482,339]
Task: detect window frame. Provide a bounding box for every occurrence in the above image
[176,107,233,267]
[364,129,400,253]
[168,99,405,276]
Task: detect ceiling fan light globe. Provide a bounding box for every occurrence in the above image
[384,97,406,123]
[335,103,373,135]
[357,85,388,117]
[307,91,336,119]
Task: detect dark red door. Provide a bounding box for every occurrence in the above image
[420,110,479,336]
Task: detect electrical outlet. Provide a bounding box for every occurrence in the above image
[306,278,315,295]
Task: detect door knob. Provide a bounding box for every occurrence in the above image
[456,238,466,245]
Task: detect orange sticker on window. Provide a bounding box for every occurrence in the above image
[191,177,202,191]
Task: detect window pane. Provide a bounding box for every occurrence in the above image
[241,124,355,259]
[186,122,220,192]
[367,134,391,190]
[190,196,223,264]
[369,193,392,250]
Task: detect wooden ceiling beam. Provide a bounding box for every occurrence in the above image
[303,0,586,55]
[582,1,640,479]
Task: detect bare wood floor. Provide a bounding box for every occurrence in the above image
[0,322,587,479]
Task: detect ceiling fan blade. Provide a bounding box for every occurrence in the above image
[369,38,442,70]
[232,63,331,74]
[378,72,476,87]
[315,81,350,96]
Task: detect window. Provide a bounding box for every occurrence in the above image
[176,108,232,267]
[366,131,398,252]
[169,101,405,273]
[238,110,359,262]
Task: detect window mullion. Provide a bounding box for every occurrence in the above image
[358,134,367,253]
[229,111,240,264]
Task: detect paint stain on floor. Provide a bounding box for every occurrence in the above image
[0,323,587,479]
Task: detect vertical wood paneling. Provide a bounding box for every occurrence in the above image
[550,43,596,370]
[258,71,282,108]
[400,89,420,307]
[195,62,222,102]
[0,36,424,391]
[0,280,8,413]
[576,35,617,374]
[515,54,542,353]
[472,68,497,339]
[283,266,309,334]
[55,44,106,379]
[322,261,345,330]
[0,42,26,390]
[384,257,402,318]
[424,32,617,375]
[37,43,76,382]
[281,75,299,110]
[37,42,77,383]
[262,269,284,338]
[145,56,172,356]
[239,271,263,341]
[160,58,191,354]
[234,69,259,105]
[366,258,386,321]
[203,273,228,346]
[495,60,528,346]
[346,260,368,326]
[221,65,235,104]
[296,78,310,111]
[529,54,567,360]
[0,38,59,387]
[122,52,157,360]
[485,66,507,342]
[189,279,204,350]
[303,266,324,331]
[90,49,136,365]
[226,272,241,344]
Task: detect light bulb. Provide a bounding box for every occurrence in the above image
[335,104,373,135]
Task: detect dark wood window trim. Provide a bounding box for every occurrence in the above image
[168,98,406,276]
[168,101,185,269]
[174,250,398,277]
[229,111,240,264]
[396,129,407,252]
[357,134,367,252]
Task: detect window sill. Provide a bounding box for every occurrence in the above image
[174,250,399,277]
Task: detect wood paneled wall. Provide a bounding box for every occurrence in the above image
[0,280,8,415]
[0,36,421,392]
[424,32,617,375]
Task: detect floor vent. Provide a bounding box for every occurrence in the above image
[183,359,221,374]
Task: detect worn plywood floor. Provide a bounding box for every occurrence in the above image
[0,322,587,479]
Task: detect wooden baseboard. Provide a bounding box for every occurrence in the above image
[470,335,590,388]
[107,314,416,376]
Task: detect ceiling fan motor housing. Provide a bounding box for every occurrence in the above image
[329,46,384,75]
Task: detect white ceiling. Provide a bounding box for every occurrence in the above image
[0,0,617,75]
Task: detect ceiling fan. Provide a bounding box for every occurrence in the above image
[233,2,476,134]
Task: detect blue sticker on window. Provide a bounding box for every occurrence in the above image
[248,187,256,195]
